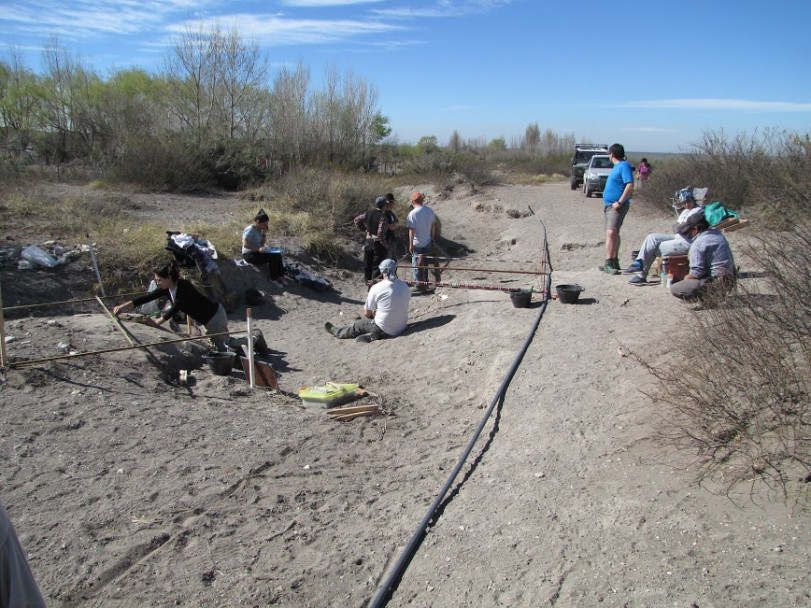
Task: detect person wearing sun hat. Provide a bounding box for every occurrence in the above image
[624,187,703,285]
[324,258,411,342]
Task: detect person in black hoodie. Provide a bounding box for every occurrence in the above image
[113,261,229,351]
[353,196,389,286]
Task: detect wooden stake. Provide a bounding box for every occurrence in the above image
[86,233,106,297]
[8,330,238,368]
[332,410,380,421]
[96,295,134,346]
[0,281,7,368]
[246,307,255,389]
[327,404,380,416]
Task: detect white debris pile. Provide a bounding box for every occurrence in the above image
[16,241,85,269]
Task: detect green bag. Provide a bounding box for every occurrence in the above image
[703,201,740,226]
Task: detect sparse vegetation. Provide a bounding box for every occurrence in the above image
[2,38,808,503]
[637,130,810,503]
[635,129,810,229]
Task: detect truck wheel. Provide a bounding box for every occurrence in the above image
[584,184,592,198]
[570,176,577,190]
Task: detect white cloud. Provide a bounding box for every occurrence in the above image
[169,15,403,46]
[374,0,521,18]
[0,0,206,40]
[280,0,386,6]
[626,99,811,112]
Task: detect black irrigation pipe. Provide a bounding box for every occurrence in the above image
[368,208,553,608]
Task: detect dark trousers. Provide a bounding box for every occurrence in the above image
[243,251,284,280]
[363,240,388,283]
[333,318,388,340]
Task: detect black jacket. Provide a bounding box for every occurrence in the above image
[132,279,218,325]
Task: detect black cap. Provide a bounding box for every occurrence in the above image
[677,210,708,235]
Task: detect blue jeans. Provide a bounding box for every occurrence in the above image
[412,245,434,283]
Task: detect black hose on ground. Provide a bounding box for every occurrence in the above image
[368,212,552,607]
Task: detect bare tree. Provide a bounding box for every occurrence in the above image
[165,23,218,143]
[448,130,462,153]
[213,28,268,141]
[267,61,312,171]
[523,122,540,155]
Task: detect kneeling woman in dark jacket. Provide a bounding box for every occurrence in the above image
[113,261,230,351]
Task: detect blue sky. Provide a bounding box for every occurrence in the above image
[1,0,809,153]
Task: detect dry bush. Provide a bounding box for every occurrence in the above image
[110,135,214,193]
[250,168,383,230]
[243,168,407,264]
[453,154,500,191]
[0,183,168,290]
[645,221,810,503]
[636,130,810,229]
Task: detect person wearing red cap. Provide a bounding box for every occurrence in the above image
[406,192,437,290]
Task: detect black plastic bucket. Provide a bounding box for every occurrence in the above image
[203,352,236,376]
[555,284,584,304]
[510,290,532,308]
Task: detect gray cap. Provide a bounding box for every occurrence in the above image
[677,209,708,235]
[379,258,397,278]
[375,196,387,208]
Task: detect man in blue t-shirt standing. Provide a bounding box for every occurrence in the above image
[600,143,634,274]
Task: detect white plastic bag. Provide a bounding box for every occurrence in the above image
[136,280,161,314]
[20,245,58,268]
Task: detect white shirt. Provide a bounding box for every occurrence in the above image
[365,278,411,336]
[406,204,435,248]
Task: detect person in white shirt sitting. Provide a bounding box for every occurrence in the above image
[324,259,411,343]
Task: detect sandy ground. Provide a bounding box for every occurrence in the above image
[1,182,809,607]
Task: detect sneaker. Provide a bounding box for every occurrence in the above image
[355,334,373,343]
[622,261,643,274]
[628,274,646,285]
[324,322,335,336]
[598,263,620,275]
